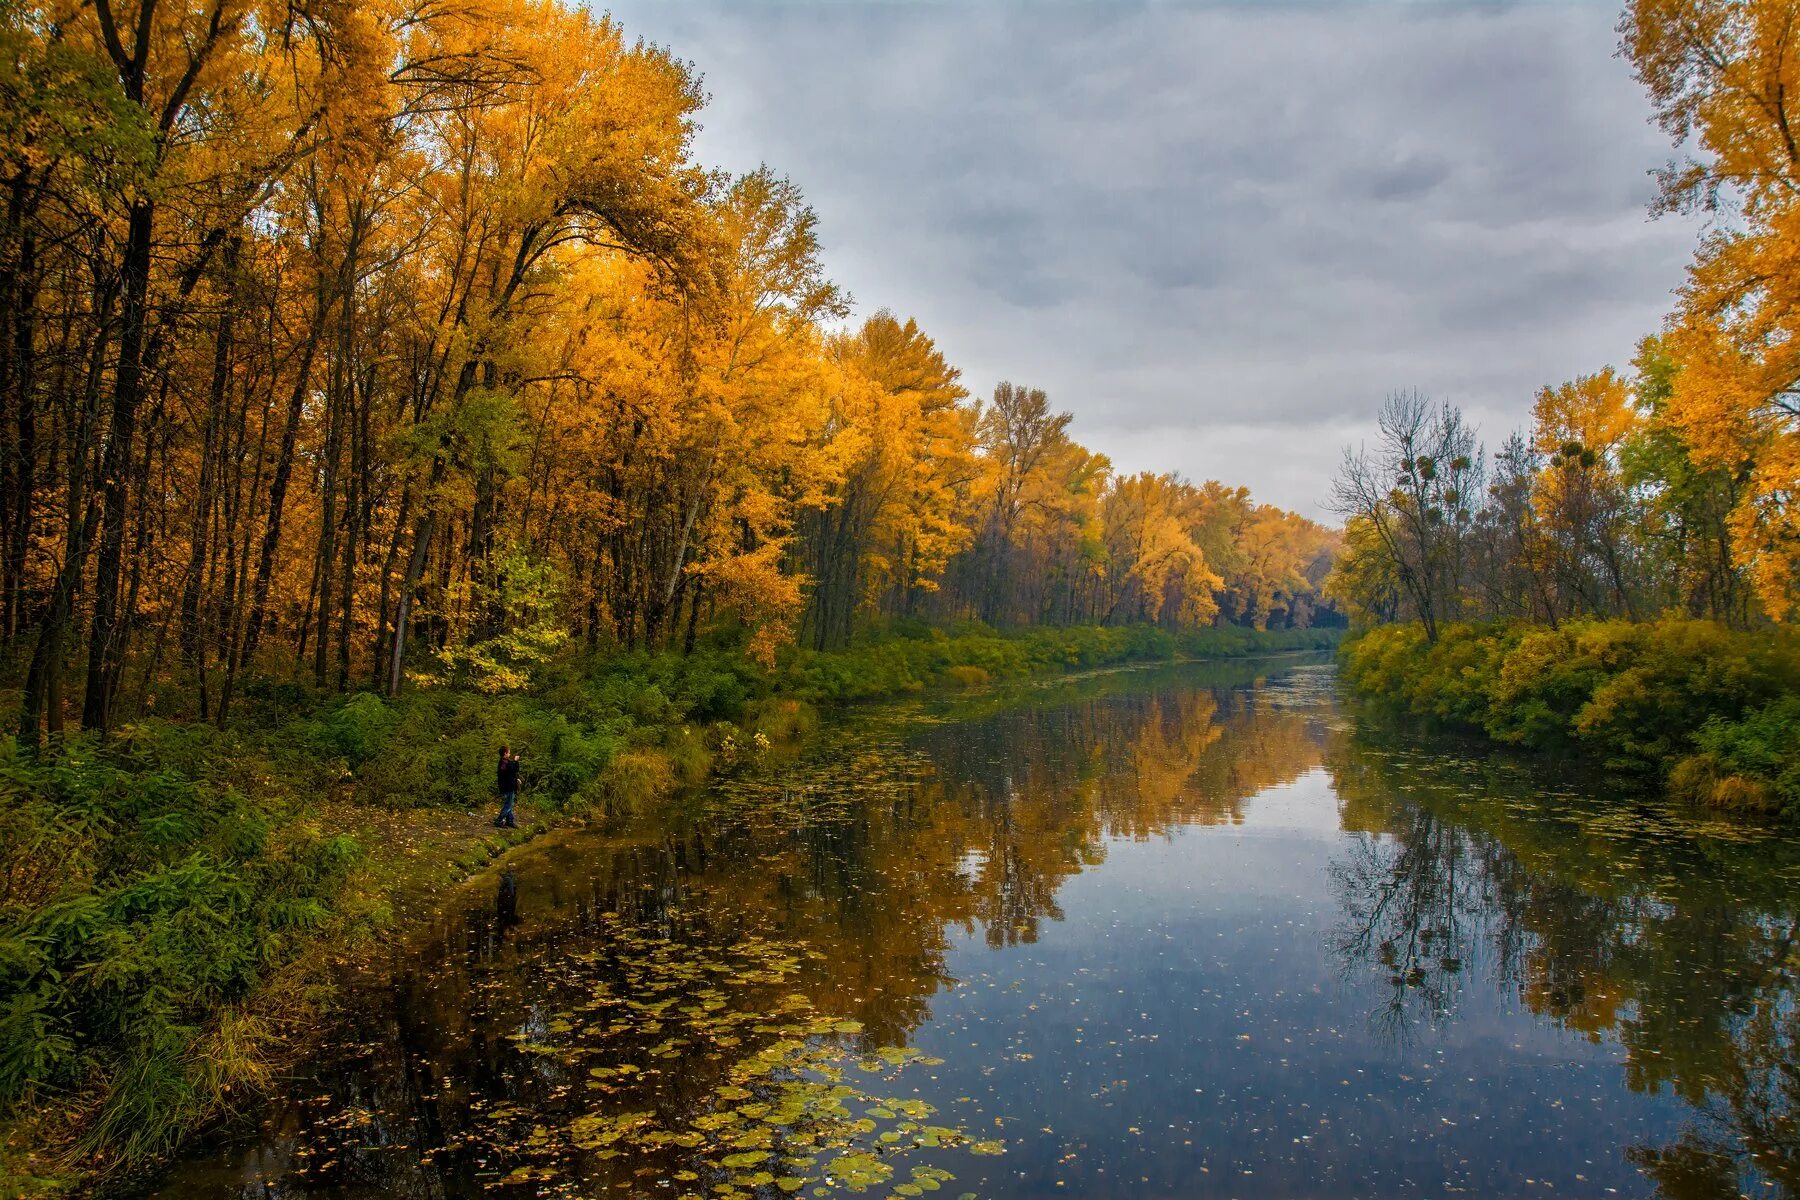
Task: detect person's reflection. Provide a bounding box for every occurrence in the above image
[496,868,520,943]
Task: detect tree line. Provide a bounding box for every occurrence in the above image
[1329,0,1798,636]
[0,0,1339,746]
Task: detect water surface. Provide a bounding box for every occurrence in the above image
[151,659,1800,1199]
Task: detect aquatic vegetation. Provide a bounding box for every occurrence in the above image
[280,910,1001,1198]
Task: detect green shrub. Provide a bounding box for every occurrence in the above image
[311,692,397,767]
[1485,625,1603,751]
[1342,616,1800,816]
[1570,620,1790,771]
[1674,696,1800,818]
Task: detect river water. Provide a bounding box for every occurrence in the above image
[149,657,1799,1200]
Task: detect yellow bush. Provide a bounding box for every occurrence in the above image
[591,748,678,812]
[1669,752,1779,812]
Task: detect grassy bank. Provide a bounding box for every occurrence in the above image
[0,621,1335,1193]
[1339,618,1800,820]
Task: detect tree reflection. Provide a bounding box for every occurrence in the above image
[1328,804,1476,1035]
[1326,732,1800,1199]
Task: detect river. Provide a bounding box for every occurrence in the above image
[148,656,1799,1200]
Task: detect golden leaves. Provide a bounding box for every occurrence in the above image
[1624,0,1800,618]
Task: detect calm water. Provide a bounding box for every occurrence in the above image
[151,658,1800,1200]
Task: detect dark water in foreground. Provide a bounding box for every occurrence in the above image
[151,659,1799,1200]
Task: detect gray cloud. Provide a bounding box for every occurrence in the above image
[606,0,1701,519]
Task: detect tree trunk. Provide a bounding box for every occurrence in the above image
[82,199,154,731]
[240,305,324,673]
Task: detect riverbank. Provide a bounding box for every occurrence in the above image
[1337,617,1800,820]
[0,622,1338,1195]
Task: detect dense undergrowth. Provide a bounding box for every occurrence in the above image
[0,621,1335,1192]
[1339,618,1800,820]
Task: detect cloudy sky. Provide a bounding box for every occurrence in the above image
[605,0,1703,520]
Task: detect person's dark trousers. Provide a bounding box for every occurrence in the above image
[496,790,517,828]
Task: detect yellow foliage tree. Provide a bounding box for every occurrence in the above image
[1623,0,1800,616]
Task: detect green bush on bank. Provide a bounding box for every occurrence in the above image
[1340,617,1800,818]
[776,622,1338,703]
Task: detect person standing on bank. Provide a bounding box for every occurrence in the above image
[495,745,521,828]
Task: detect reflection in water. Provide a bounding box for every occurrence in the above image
[148,659,1797,1200]
[1328,737,1800,1198]
[495,869,520,941]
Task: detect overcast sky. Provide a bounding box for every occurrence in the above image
[604,0,1702,520]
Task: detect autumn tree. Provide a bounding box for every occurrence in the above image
[1622,0,1800,617]
[0,0,1343,743]
[1527,369,1645,618]
[801,312,974,648]
[1330,391,1481,642]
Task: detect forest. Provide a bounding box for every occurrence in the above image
[0,0,1338,750]
[1327,0,1800,820]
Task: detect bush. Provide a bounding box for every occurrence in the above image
[1341,616,1800,815]
[942,665,991,688]
[309,692,397,767]
[1672,696,1800,818]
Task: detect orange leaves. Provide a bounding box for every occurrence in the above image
[6,0,1350,722]
[1624,0,1800,618]
[1100,473,1214,627]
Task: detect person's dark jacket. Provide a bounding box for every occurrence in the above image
[498,755,521,793]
